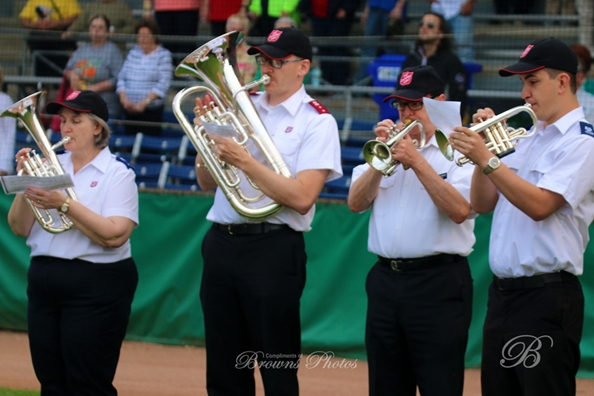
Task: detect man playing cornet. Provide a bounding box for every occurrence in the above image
[348,65,476,396]
[449,37,594,396]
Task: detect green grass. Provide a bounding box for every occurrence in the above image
[0,388,39,396]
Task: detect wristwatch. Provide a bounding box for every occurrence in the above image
[483,156,501,175]
[59,197,71,213]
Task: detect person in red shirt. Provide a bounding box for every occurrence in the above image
[202,0,242,37]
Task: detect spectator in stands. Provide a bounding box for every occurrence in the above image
[247,0,301,36]
[575,0,593,50]
[430,0,474,62]
[353,0,408,85]
[226,14,258,84]
[144,0,201,57]
[63,15,124,119]
[299,0,362,86]
[402,12,467,118]
[546,0,576,25]
[19,0,81,77]
[63,0,136,38]
[274,16,298,28]
[493,0,536,21]
[203,0,242,37]
[0,67,16,176]
[571,43,594,123]
[116,19,172,136]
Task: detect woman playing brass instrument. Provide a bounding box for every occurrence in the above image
[8,90,138,396]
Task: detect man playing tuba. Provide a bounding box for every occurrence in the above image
[194,27,342,395]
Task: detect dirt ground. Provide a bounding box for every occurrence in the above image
[1,331,593,395]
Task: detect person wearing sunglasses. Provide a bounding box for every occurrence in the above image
[402,11,468,120]
[430,0,475,63]
[348,64,476,396]
[194,27,342,396]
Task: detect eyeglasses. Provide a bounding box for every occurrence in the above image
[418,21,436,29]
[255,56,304,69]
[392,101,424,111]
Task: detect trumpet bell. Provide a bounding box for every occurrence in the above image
[363,140,396,174]
[362,120,426,177]
[435,129,454,161]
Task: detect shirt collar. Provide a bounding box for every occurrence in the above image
[542,107,586,135]
[64,147,112,173]
[257,85,307,116]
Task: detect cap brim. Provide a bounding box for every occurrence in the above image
[247,45,292,60]
[498,62,545,77]
[382,91,425,103]
[45,101,93,115]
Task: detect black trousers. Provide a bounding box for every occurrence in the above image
[365,255,473,396]
[311,15,355,86]
[481,274,584,396]
[200,224,306,396]
[123,105,164,136]
[27,256,138,396]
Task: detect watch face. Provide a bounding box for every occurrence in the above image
[489,157,501,167]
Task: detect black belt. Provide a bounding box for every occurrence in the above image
[213,222,290,235]
[493,271,575,291]
[377,253,459,271]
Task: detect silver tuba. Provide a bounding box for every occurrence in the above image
[1,91,78,233]
[362,119,426,176]
[435,103,538,166]
[172,31,292,219]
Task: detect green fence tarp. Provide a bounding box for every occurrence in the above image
[1,192,593,377]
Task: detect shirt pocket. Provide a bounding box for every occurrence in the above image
[273,135,300,173]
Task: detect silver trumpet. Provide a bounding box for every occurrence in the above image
[435,103,538,166]
[172,31,291,219]
[362,120,426,176]
[1,91,78,233]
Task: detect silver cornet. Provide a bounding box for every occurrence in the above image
[435,103,538,166]
[362,119,426,177]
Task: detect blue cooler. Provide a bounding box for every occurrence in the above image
[368,54,406,121]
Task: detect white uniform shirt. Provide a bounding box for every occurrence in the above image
[0,92,16,174]
[490,107,594,277]
[351,134,476,258]
[27,147,139,263]
[205,85,343,232]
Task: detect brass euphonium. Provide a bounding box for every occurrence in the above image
[1,91,78,233]
[362,119,426,177]
[435,103,538,166]
[172,31,291,219]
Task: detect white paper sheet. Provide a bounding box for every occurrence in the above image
[1,174,74,195]
[423,98,462,137]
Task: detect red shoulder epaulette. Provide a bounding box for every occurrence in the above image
[308,100,329,114]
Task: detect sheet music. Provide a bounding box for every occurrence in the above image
[423,98,462,136]
[1,174,75,195]
[202,121,236,138]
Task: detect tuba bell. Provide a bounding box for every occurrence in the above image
[362,119,426,177]
[435,103,538,166]
[172,31,292,219]
[1,91,78,233]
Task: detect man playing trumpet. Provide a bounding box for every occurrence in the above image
[449,37,594,396]
[348,65,476,396]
